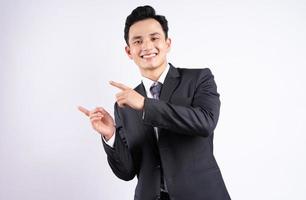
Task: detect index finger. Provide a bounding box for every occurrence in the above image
[78,106,90,116]
[109,81,130,91]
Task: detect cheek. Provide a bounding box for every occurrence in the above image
[130,49,140,57]
[158,46,168,55]
[157,42,168,51]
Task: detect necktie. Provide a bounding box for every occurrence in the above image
[150,81,162,100]
[149,82,168,192]
[149,81,162,140]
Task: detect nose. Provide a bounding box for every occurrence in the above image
[141,39,154,51]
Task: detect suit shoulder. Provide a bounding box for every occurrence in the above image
[177,67,213,78]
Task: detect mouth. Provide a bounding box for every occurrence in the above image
[141,53,158,59]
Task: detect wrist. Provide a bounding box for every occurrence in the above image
[103,126,115,141]
[103,133,112,141]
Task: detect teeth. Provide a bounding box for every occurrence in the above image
[142,53,157,58]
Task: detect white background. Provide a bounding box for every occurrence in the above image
[1,0,306,199]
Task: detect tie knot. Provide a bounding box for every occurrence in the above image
[150,82,162,99]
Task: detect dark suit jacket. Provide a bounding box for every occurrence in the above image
[103,64,230,200]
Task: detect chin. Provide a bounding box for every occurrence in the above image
[139,62,158,70]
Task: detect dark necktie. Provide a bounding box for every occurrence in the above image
[150,81,162,100]
[149,82,168,193]
[149,81,162,139]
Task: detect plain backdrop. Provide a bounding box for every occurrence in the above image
[1,0,306,199]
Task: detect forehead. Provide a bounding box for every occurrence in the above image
[129,18,164,39]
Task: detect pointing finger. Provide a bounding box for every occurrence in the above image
[109,81,130,91]
[78,106,90,116]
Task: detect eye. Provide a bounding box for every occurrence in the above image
[134,40,142,45]
[151,37,159,41]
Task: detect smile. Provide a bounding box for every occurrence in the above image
[141,53,157,59]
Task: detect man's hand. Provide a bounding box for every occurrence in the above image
[110,81,145,110]
[78,106,115,140]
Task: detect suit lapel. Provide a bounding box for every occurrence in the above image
[135,82,147,97]
[159,63,180,102]
[133,64,180,151]
[135,63,181,103]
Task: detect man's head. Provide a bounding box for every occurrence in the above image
[124,6,171,78]
[124,5,168,45]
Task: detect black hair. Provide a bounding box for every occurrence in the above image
[124,5,168,45]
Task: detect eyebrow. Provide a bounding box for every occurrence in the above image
[150,32,161,36]
[131,36,142,41]
[130,32,162,41]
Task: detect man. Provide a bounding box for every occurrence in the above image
[79,5,231,200]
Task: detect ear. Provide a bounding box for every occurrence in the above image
[125,46,133,59]
[166,38,172,53]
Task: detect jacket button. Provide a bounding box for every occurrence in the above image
[156,165,160,169]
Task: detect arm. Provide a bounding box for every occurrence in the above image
[142,69,220,137]
[102,104,136,181]
[78,105,136,181]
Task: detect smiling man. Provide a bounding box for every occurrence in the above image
[79,5,230,200]
[126,18,170,81]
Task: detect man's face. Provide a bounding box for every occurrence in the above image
[125,18,171,73]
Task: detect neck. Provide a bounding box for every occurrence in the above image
[140,62,167,81]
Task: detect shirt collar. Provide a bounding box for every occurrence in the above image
[141,63,170,91]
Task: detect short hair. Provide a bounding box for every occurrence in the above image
[124,5,169,45]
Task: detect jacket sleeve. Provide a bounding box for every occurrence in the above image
[102,104,136,181]
[142,68,220,137]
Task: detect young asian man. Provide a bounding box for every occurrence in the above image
[79,5,231,200]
